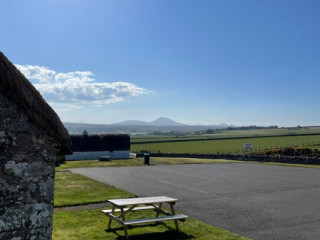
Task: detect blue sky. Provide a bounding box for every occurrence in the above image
[1,0,320,126]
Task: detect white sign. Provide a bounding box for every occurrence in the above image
[244,143,252,150]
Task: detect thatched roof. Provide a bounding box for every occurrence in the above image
[0,52,72,154]
[70,134,130,152]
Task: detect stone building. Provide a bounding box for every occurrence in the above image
[0,52,72,240]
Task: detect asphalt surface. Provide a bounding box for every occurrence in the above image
[70,163,320,240]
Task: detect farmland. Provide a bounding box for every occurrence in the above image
[131,127,320,154]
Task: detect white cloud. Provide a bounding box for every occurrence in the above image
[15,64,148,107]
[15,64,56,83]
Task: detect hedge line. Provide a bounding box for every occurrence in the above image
[70,134,130,152]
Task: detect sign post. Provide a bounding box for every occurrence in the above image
[243,143,252,156]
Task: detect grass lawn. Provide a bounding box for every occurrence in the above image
[54,172,134,207]
[131,135,320,154]
[56,159,145,172]
[151,157,241,164]
[53,209,249,240]
[56,158,241,171]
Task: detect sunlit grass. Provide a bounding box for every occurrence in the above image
[53,208,249,240]
[55,159,145,171]
[54,172,134,207]
[131,135,320,154]
[53,209,249,240]
[55,158,240,172]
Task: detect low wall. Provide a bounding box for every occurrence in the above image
[136,152,320,165]
[65,150,130,160]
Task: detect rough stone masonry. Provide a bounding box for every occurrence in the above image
[0,52,71,240]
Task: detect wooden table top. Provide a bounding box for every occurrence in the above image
[108,196,178,207]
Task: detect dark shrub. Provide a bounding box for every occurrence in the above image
[70,134,130,152]
[282,147,295,156]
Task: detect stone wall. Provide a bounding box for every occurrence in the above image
[0,93,57,240]
[137,152,320,165]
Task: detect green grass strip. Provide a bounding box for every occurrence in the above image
[55,159,146,171]
[56,158,320,174]
[53,209,249,240]
[151,157,241,164]
[54,172,134,207]
[248,161,320,169]
[55,158,240,171]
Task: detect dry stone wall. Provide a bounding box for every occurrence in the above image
[137,152,320,165]
[0,92,57,240]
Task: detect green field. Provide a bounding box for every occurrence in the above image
[55,159,146,172]
[131,134,320,154]
[131,127,320,143]
[53,208,248,240]
[54,172,134,207]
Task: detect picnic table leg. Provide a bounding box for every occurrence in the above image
[108,206,115,228]
[169,203,180,231]
[120,207,129,239]
[155,203,163,224]
[156,203,163,217]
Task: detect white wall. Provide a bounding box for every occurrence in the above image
[65,150,130,161]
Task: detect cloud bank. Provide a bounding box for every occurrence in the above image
[15,64,148,107]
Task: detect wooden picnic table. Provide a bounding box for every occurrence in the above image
[102,196,187,239]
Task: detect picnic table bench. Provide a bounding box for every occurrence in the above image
[102,196,188,239]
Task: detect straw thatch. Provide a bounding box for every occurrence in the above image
[0,52,71,154]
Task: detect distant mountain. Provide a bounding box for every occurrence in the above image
[149,117,187,126]
[113,117,187,126]
[63,119,233,135]
[113,120,149,126]
[216,123,229,128]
